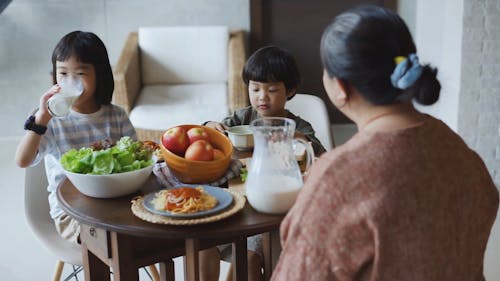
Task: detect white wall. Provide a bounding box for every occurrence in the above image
[458,1,500,277]
[457,0,500,185]
[396,0,416,36]
[0,0,250,138]
[413,0,463,131]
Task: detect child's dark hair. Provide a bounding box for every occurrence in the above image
[51,31,114,105]
[320,5,440,105]
[242,46,301,100]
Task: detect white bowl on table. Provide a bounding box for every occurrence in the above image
[227,125,254,151]
[64,164,154,198]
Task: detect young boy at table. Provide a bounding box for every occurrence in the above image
[205,45,326,156]
[201,46,327,281]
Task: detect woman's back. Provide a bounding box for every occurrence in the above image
[349,116,497,279]
[275,115,498,280]
[272,5,498,281]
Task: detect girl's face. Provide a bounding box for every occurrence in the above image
[248,80,293,117]
[55,56,97,107]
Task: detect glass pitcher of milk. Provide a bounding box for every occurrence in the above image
[47,77,84,117]
[245,117,314,214]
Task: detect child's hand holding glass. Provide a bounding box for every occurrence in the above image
[46,77,84,117]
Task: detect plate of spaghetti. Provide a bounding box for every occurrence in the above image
[143,185,233,218]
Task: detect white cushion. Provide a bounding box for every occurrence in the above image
[139,26,229,85]
[129,83,228,131]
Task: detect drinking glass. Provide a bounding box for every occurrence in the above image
[47,78,84,117]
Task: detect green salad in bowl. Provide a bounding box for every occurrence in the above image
[61,137,158,198]
[61,136,154,175]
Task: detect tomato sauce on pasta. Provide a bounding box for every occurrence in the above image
[152,186,218,214]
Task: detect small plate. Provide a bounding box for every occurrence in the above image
[143,185,234,219]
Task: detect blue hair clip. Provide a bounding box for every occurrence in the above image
[390,54,423,90]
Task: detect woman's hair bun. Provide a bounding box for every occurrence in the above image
[409,65,441,105]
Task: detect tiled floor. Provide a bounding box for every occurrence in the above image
[0,137,58,281]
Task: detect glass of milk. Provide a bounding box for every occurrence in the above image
[245,117,313,214]
[47,77,84,117]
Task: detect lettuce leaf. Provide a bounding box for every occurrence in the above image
[61,137,154,174]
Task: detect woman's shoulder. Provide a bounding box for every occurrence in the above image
[310,130,400,184]
[308,133,370,180]
[320,115,479,179]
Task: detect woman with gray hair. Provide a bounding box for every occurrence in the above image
[271,5,498,281]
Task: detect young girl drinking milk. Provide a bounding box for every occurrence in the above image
[15,31,136,243]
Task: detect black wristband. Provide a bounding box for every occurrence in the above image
[24,115,47,135]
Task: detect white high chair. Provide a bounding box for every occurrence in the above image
[24,162,83,281]
[24,162,161,281]
[286,93,335,150]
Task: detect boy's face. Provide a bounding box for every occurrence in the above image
[248,80,294,117]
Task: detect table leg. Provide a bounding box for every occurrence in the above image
[159,260,175,281]
[184,238,200,281]
[270,230,281,270]
[232,237,248,281]
[82,244,110,281]
[262,232,271,281]
[110,232,139,281]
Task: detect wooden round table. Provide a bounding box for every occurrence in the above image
[57,176,284,281]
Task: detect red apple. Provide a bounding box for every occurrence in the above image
[185,140,214,161]
[213,149,225,160]
[186,127,210,144]
[162,127,190,156]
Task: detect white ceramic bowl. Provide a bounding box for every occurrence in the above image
[64,164,153,198]
[227,125,254,151]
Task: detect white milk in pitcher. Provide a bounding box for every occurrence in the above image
[246,174,303,214]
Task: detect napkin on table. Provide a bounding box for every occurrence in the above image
[153,159,243,188]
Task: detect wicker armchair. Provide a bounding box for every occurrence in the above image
[113,26,248,141]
